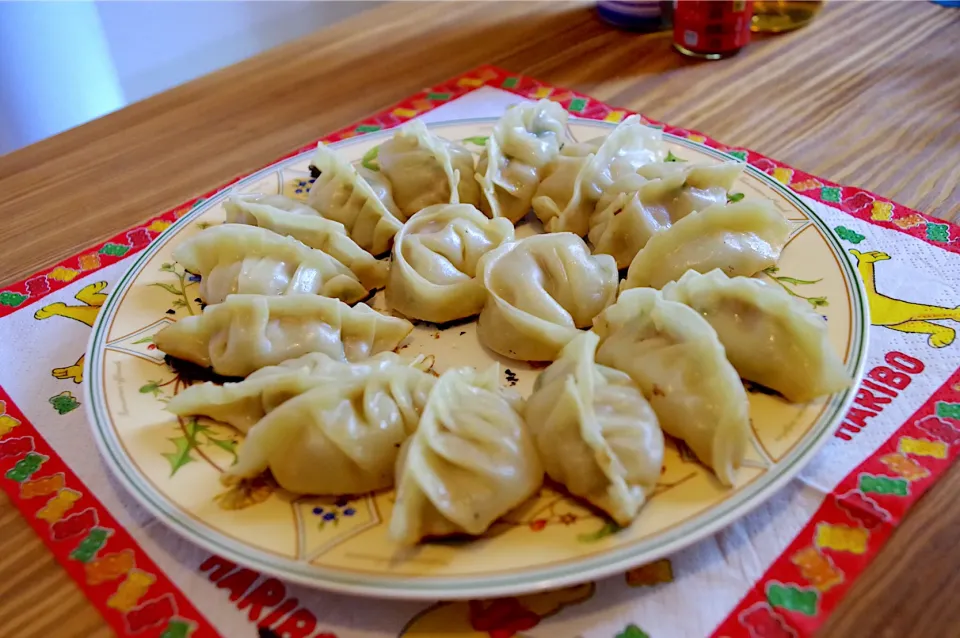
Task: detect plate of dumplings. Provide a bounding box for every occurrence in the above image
[85,101,868,599]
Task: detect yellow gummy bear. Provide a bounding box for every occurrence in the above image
[107,569,156,612]
[871,201,894,221]
[0,414,21,437]
[47,267,80,282]
[898,437,948,459]
[772,167,794,185]
[604,111,626,123]
[36,489,82,523]
[815,523,869,554]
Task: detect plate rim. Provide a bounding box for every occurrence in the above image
[84,116,870,600]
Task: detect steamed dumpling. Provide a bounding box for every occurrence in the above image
[476,233,618,361]
[592,288,750,485]
[153,294,413,377]
[661,269,851,402]
[532,115,666,236]
[165,351,432,433]
[224,193,388,290]
[386,203,514,323]
[227,366,436,495]
[306,143,403,255]
[524,332,664,525]
[475,99,569,223]
[621,198,791,291]
[171,224,369,305]
[378,120,480,215]
[589,161,744,269]
[390,365,543,544]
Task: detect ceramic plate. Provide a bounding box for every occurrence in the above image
[85,117,868,600]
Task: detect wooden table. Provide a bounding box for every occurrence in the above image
[0,2,957,636]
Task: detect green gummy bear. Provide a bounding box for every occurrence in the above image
[0,291,28,307]
[834,226,865,244]
[936,401,960,420]
[821,187,842,202]
[160,619,194,638]
[5,452,48,482]
[767,582,818,616]
[98,243,130,257]
[859,473,908,496]
[70,527,111,563]
[50,394,80,415]
[926,223,949,242]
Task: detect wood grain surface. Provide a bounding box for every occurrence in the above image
[0,1,958,636]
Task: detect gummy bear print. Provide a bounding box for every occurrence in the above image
[33,281,108,383]
[849,250,960,348]
[398,583,594,637]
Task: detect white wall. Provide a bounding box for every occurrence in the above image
[0,1,375,155]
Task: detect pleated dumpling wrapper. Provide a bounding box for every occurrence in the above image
[226,366,436,495]
[172,224,369,305]
[377,119,480,216]
[589,161,744,269]
[153,294,413,377]
[592,288,750,486]
[165,351,433,434]
[475,99,569,223]
[524,331,664,526]
[661,269,851,402]
[386,203,514,323]
[306,143,403,255]
[476,233,618,362]
[223,193,388,290]
[532,115,666,236]
[390,364,543,545]
[621,198,791,291]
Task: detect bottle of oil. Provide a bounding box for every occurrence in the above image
[751,0,823,33]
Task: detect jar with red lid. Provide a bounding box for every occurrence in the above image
[673,0,754,60]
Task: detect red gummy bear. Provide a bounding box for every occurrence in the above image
[836,491,889,529]
[739,603,798,638]
[841,191,875,214]
[915,415,960,446]
[26,276,51,297]
[127,228,152,247]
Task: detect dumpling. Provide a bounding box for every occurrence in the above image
[224,194,388,290]
[621,198,791,291]
[378,120,480,215]
[171,224,369,305]
[386,203,514,323]
[306,143,403,255]
[532,115,666,236]
[227,366,437,495]
[154,294,413,377]
[475,99,569,223]
[389,365,543,544]
[589,161,745,269]
[592,288,750,485]
[476,233,618,361]
[661,269,851,402]
[165,351,432,433]
[524,332,664,525]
